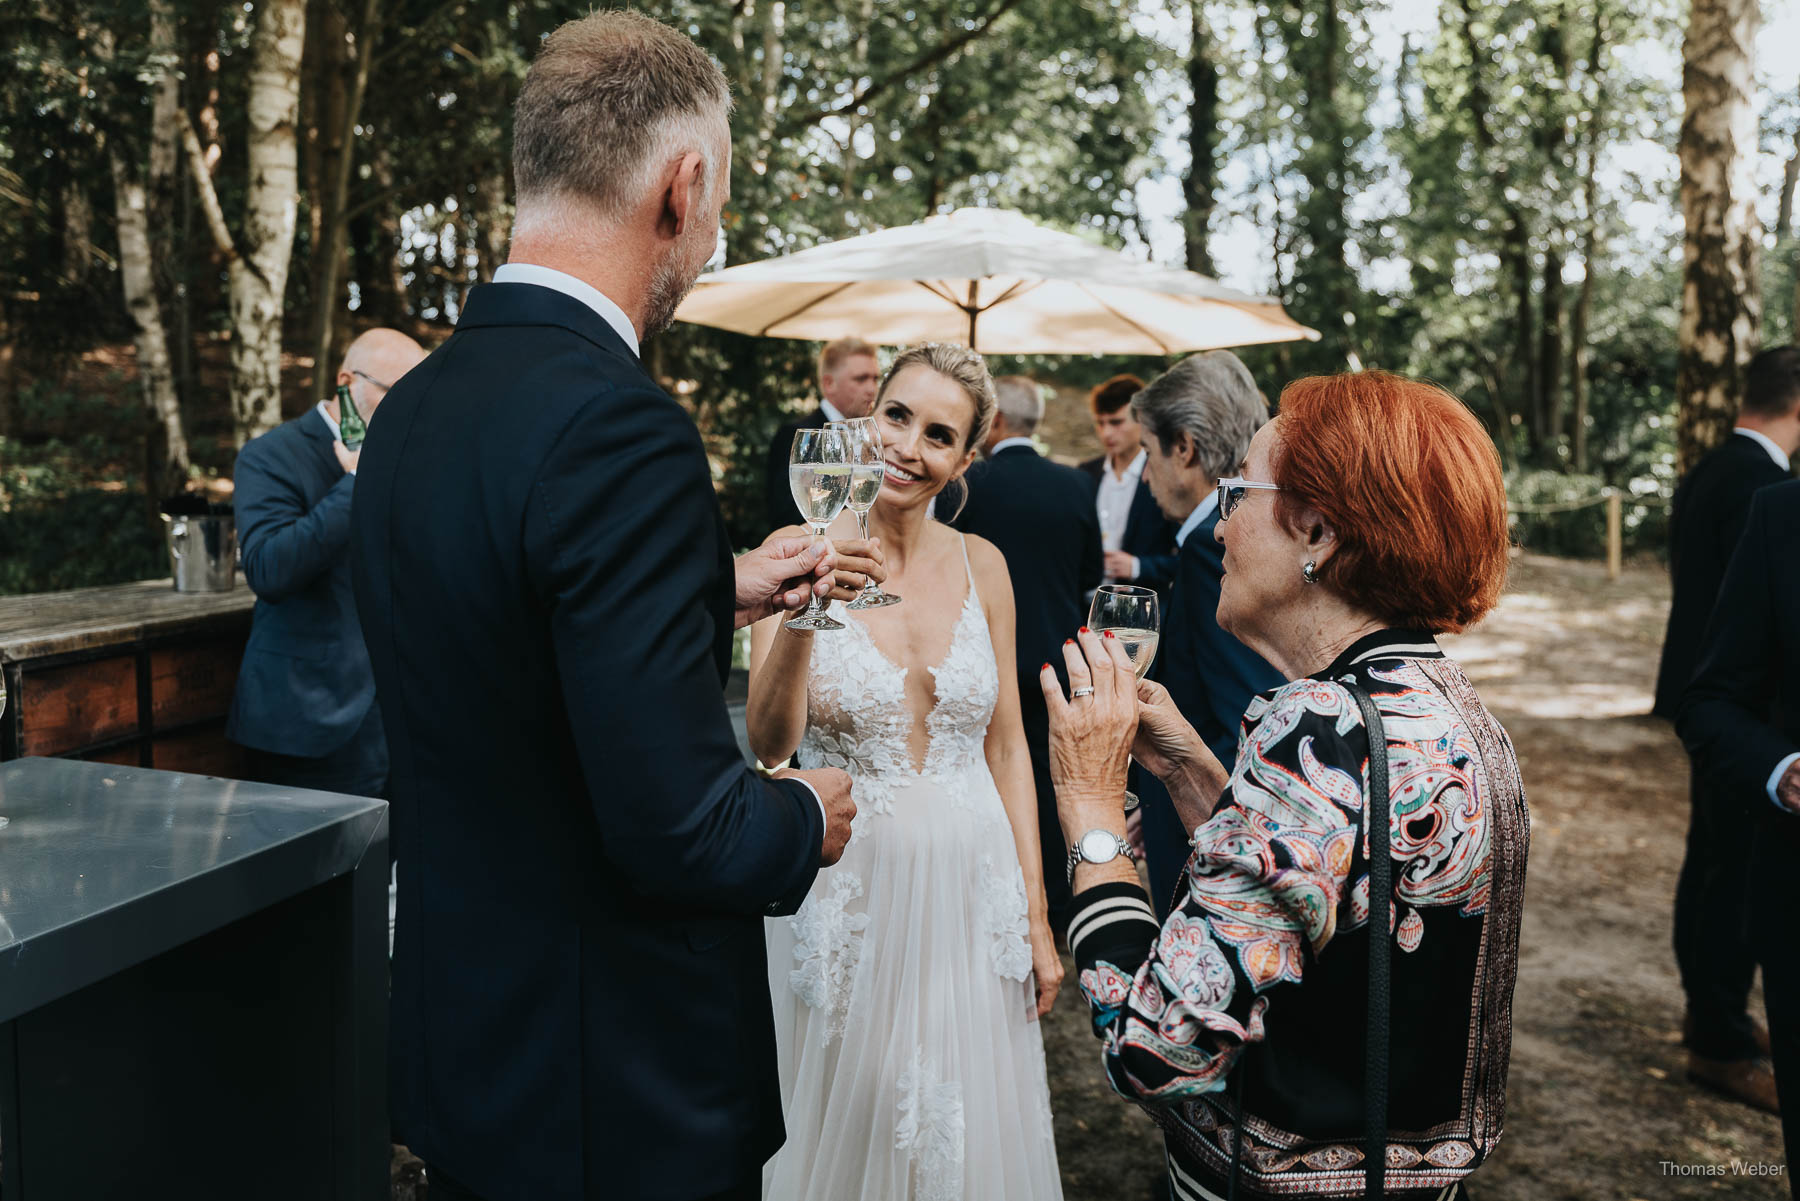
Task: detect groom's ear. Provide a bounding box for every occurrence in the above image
[659,152,706,240]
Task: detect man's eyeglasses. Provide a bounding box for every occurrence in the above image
[1216,476,1281,521]
[351,369,394,394]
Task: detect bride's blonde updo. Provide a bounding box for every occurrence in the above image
[875,343,998,451]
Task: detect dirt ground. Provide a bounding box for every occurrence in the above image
[1039,550,1790,1201]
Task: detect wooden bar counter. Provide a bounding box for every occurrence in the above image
[0,578,254,775]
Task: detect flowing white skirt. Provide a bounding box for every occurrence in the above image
[763,771,1064,1201]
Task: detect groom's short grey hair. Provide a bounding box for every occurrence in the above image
[1132,352,1267,480]
[992,375,1044,437]
[512,11,731,223]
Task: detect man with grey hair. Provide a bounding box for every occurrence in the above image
[952,374,1102,937]
[350,12,873,1201]
[1131,351,1284,915]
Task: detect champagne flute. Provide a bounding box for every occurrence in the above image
[842,417,901,610]
[786,426,852,631]
[1088,584,1160,811]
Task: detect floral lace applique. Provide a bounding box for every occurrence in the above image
[895,1049,965,1201]
[977,852,1033,981]
[788,870,871,1046]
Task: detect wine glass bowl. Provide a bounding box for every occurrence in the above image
[841,417,901,610]
[786,426,851,631]
[1088,584,1160,811]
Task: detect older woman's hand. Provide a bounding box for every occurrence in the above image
[1040,628,1138,830]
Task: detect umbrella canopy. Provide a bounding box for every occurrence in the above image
[676,207,1319,355]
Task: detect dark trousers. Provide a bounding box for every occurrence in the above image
[427,1164,759,1201]
[1021,689,1072,938]
[1672,772,1763,1061]
[1752,848,1800,1199]
[242,702,389,802]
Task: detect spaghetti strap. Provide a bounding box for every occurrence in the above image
[958,533,980,604]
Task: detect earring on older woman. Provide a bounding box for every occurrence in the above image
[1302,560,1319,584]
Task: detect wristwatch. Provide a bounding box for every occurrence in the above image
[1066,828,1137,885]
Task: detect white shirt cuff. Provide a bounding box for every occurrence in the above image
[1129,555,1140,580]
[787,775,829,831]
[1769,752,1800,812]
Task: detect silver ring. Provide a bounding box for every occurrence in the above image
[1070,686,1096,699]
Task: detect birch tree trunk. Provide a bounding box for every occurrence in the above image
[230,0,307,444]
[111,150,190,498]
[1676,0,1760,473]
[308,0,380,401]
[1569,4,1608,475]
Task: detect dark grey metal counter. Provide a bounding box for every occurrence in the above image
[0,756,388,1200]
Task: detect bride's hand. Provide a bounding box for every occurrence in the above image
[1028,919,1063,1020]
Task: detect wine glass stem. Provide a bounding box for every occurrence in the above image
[856,509,881,597]
[808,525,830,618]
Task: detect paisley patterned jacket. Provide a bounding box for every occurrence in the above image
[1070,630,1530,1199]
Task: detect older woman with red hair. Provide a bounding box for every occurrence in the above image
[1043,372,1527,1201]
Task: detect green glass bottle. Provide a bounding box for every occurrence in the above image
[336,383,367,449]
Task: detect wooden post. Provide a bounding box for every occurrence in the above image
[1605,491,1622,581]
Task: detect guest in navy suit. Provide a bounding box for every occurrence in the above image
[349,14,865,1201]
[763,337,880,532]
[1129,352,1283,913]
[1079,373,1180,598]
[1662,346,1800,1113]
[952,375,1103,935]
[227,327,425,797]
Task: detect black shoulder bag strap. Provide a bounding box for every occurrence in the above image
[1349,682,1393,1200]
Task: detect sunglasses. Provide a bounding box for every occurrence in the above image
[1216,476,1281,521]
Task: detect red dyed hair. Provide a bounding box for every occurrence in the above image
[1270,372,1508,633]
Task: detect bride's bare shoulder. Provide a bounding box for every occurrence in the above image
[955,532,1013,599]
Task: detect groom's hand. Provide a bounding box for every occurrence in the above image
[775,767,856,865]
[734,534,838,628]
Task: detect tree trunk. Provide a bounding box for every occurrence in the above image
[1504,219,1536,450]
[111,150,191,499]
[359,135,408,324]
[473,169,509,283]
[1570,3,1607,475]
[1676,0,1761,473]
[309,0,381,401]
[147,0,183,398]
[1183,0,1220,275]
[1777,88,1799,240]
[1538,246,1566,459]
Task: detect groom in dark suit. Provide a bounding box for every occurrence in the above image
[1658,345,1799,1111]
[1129,353,1284,914]
[1679,476,1800,1187]
[951,375,1102,936]
[229,327,425,796]
[350,14,862,1201]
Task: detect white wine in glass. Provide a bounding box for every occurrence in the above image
[786,427,851,631]
[841,416,900,610]
[1089,584,1160,811]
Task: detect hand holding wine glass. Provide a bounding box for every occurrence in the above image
[1087,584,1160,810]
[786,426,852,631]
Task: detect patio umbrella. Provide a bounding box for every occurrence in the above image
[675,206,1319,355]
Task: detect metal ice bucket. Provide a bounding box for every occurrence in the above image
[160,502,237,593]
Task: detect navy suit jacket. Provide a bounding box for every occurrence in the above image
[1080,454,1179,593]
[227,409,380,759]
[1654,432,1789,718]
[1137,508,1284,912]
[350,282,824,1201]
[1678,481,1800,930]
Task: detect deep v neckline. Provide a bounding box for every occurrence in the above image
[841,584,977,686]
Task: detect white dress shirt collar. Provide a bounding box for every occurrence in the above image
[990,437,1038,456]
[492,263,640,357]
[1174,489,1220,547]
[1733,426,1792,473]
[1108,448,1147,483]
[315,400,341,441]
[820,397,847,424]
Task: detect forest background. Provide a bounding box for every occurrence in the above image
[1,0,1796,595]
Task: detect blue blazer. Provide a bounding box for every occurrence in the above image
[227,409,378,759]
[1137,508,1284,913]
[351,282,824,1201]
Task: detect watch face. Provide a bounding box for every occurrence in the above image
[1080,829,1119,863]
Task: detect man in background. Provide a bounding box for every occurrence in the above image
[952,375,1101,937]
[228,326,426,797]
[1128,352,1283,915]
[1659,345,1800,1113]
[1079,373,1178,598]
[764,337,880,531]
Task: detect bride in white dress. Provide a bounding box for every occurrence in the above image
[748,344,1065,1201]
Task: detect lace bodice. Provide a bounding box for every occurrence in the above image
[797,537,1001,831]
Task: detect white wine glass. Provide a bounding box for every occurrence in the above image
[1088,584,1160,811]
[786,426,852,631]
[842,417,901,610]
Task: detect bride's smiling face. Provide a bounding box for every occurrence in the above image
[875,365,980,509]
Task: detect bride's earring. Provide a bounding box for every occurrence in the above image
[1302,560,1319,584]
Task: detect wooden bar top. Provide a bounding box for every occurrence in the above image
[0,578,255,664]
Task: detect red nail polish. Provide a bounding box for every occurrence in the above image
[1103,629,1116,639]
[1079,626,1090,634]
[1041,662,1051,672]
[1064,638,1074,646]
